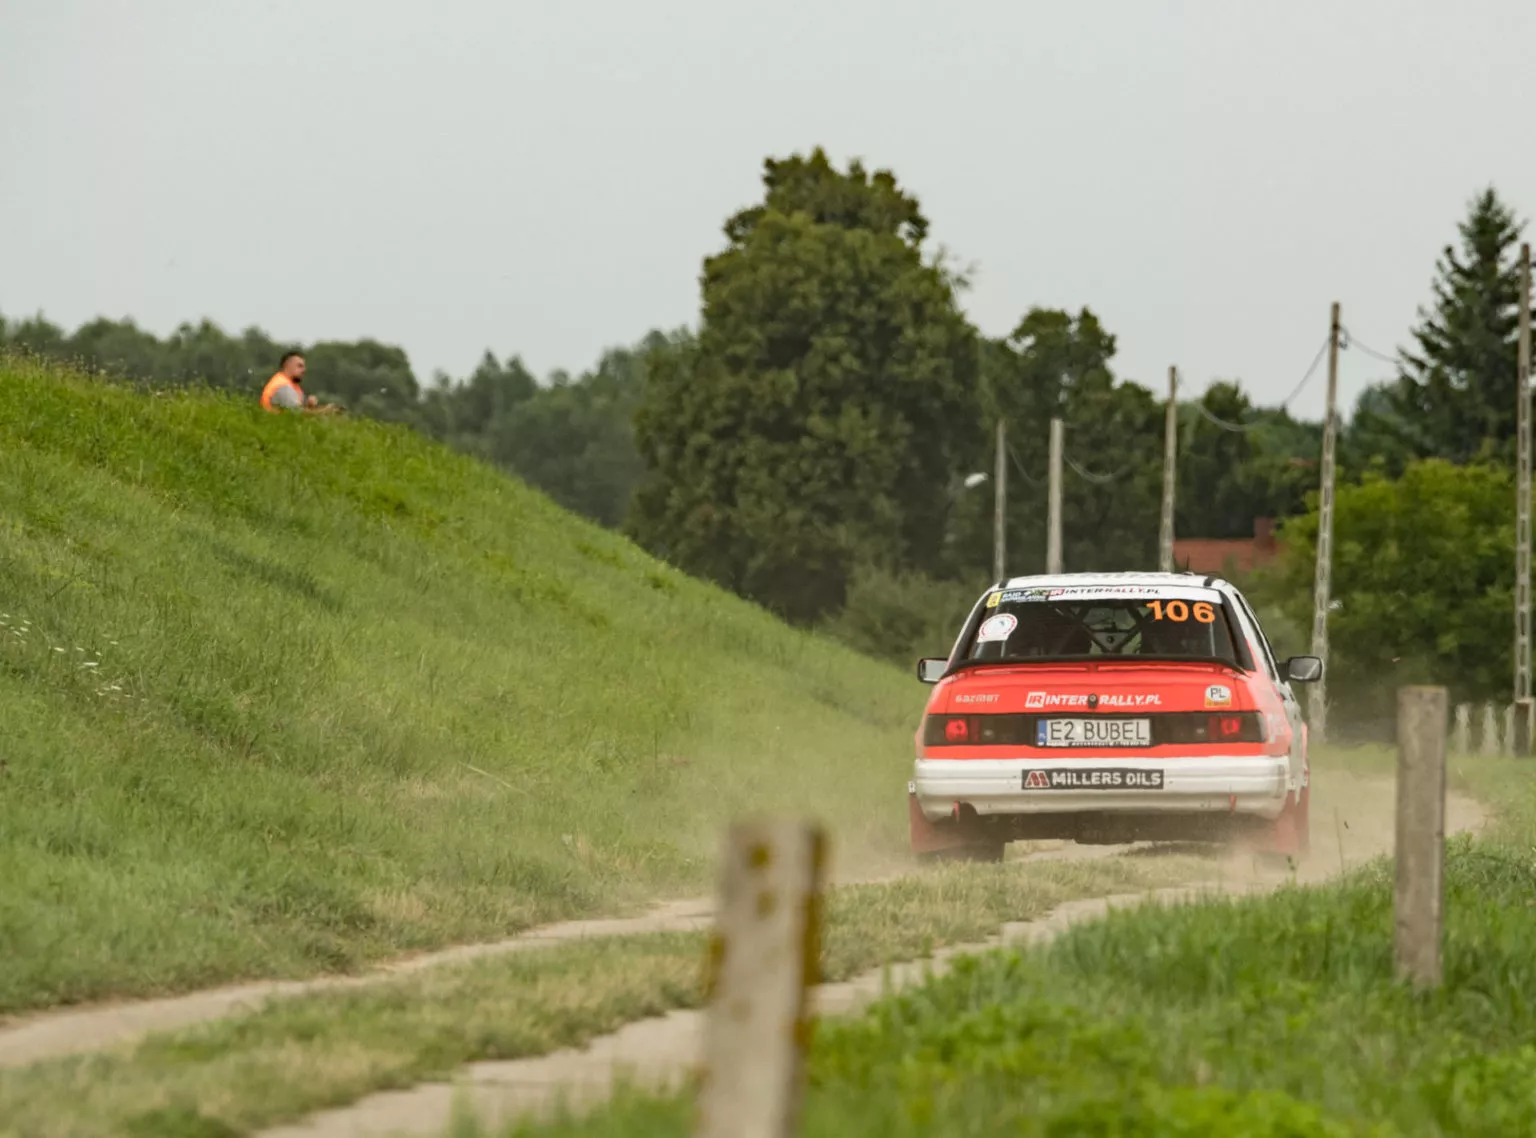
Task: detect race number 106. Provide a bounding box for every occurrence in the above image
[1149,600,1215,624]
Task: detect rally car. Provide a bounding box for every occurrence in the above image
[908,572,1321,862]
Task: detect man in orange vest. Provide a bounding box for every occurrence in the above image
[261,351,339,414]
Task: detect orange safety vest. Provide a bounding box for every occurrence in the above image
[260,373,303,412]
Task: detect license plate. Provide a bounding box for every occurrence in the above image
[1022,767,1165,790]
[1035,718,1151,747]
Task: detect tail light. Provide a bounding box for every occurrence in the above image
[1177,712,1267,744]
[924,715,1011,746]
[1211,714,1246,740]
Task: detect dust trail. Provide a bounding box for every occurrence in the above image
[251,769,1489,1138]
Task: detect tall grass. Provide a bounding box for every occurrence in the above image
[0,355,925,1013]
[495,760,1536,1136]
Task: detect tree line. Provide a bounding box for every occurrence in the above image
[4,155,1529,735]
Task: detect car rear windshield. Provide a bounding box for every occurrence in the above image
[958,587,1244,668]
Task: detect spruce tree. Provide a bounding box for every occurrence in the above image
[1389,187,1528,464]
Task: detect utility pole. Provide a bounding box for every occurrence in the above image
[1158,366,1178,573]
[1047,417,1064,574]
[993,418,1007,582]
[1309,302,1342,744]
[1516,243,1533,756]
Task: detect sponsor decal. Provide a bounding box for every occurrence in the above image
[1007,584,1220,603]
[954,693,999,704]
[986,591,1002,608]
[1022,767,1165,791]
[1204,684,1233,708]
[1024,691,1162,710]
[976,613,1018,643]
[997,587,1053,604]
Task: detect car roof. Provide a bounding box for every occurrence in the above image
[992,571,1234,592]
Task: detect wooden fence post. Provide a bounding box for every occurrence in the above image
[694,819,826,1138]
[1395,686,1447,990]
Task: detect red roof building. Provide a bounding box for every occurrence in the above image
[1173,517,1282,576]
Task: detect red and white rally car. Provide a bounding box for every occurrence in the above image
[908,572,1321,862]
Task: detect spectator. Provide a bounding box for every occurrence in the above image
[260,351,339,414]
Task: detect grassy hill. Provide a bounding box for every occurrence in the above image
[0,354,924,1015]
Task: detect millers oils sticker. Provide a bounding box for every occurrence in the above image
[1022,768,1165,790]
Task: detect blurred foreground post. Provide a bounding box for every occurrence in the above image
[694,819,826,1138]
[1516,242,1531,755]
[1395,686,1447,990]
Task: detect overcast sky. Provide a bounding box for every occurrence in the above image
[4,0,1533,424]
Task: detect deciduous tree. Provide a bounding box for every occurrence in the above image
[628,149,982,622]
[1275,459,1514,735]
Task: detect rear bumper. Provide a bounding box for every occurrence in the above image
[912,754,1290,822]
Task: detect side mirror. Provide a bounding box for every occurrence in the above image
[916,658,948,684]
[1284,655,1323,684]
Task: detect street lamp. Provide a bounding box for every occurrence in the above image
[962,472,988,489]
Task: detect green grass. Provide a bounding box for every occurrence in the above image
[0,853,1213,1137]
[0,934,705,1138]
[0,353,939,1014]
[480,758,1536,1136]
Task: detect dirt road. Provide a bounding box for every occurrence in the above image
[250,768,1487,1138]
[0,767,1488,1137]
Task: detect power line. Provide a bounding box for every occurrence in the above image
[1064,453,1134,485]
[1180,333,1335,435]
[1006,442,1044,487]
[1338,326,1400,368]
[1011,330,1333,478]
[1194,403,1252,433]
[1013,436,1132,485]
[1276,335,1334,408]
